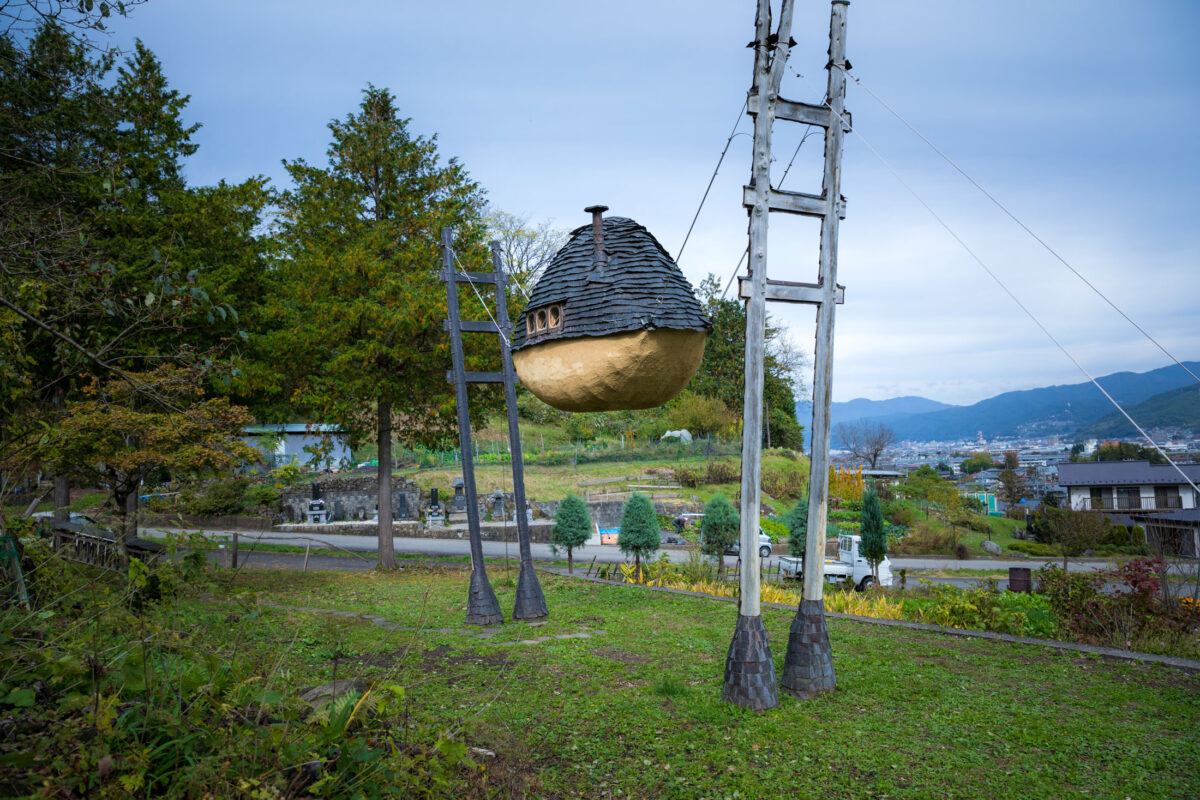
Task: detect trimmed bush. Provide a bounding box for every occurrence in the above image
[618,493,660,578]
[552,494,592,574]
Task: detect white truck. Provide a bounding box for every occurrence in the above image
[778,534,892,590]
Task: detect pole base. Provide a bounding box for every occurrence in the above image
[722,614,779,710]
[781,599,836,698]
[465,567,504,626]
[512,559,549,621]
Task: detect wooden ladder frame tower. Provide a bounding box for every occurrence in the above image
[441,228,549,626]
[724,0,850,709]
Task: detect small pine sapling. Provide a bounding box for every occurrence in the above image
[699,494,739,579]
[860,481,887,581]
[618,493,660,581]
[782,498,808,560]
[552,494,592,574]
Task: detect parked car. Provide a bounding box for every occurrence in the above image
[724,531,773,559]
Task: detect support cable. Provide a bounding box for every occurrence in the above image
[677,99,750,265]
[452,249,511,349]
[839,66,1199,386]
[784,68,1200,497]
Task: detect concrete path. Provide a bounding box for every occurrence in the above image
[142,525,1188,578]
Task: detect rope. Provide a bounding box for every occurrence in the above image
[782,67,1200,498]
[838,65,1199,387]
[676,98,750,265]
[451,249,511,349]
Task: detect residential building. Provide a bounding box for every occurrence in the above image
[243,424,351,470]
[1056,460,1200,513]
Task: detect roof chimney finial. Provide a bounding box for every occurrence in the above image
[584,205,610,283]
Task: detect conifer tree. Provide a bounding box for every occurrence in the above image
[552,494,591,574]
[700,494,739,579]
[782,498,808,559]
[268,86,494,568]
[860,482,887,582]
[618,493,659,580]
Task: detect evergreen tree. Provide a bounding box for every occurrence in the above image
[618,493,659,580]
[552,494,592,574]
[267,85,493,568]
[699,494,738,579]
[860,482,887,582]
[782,498,808,559]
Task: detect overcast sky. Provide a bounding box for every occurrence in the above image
[110,1,1199,406]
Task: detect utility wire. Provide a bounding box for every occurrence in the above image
[783,68,1199,497]
[452,249,511,349]
[839,65,1199,386]
[677,98,749,265]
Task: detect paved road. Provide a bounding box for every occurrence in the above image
[144,525,1199,580]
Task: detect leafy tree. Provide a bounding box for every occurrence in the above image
[486,210,567,302]
[690,274,805,450]
[860,482,887,581]
[1002,450,1019,470]
[1087,441,1167,465]
[699,494,738,578]
[618,493,659,579]
[959,452,995,474]
[45,367,257,561]
[997,467,1027,506]
[552,494,591,574]
[1040,507,1112,569]
[665,391,734,439]
[0,24,255,519]
[265,86,493,568]
[835,420,896,469]
[782,498,808,559]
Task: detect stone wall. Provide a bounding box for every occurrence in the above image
[281,476,421,523]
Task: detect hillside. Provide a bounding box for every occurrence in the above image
[1078,384,1200,437]
[805,361,1200,443]
[795,396,955,431]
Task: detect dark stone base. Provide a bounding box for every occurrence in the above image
[512,559,549,621]
[722,614,779,710]
[781,599,836,698]
[465,567,504,626]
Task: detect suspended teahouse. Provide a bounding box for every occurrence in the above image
[511,206,710,412]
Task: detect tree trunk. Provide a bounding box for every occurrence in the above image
[634,552,641,584]
[53,386,69,523]
[377,401,396,569]
[567,548,574,575]
[111,489,131,566]
[376,400,396,568]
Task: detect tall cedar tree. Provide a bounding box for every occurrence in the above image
[618,493,659,580]
[552,494,592,574]
[783,498,808,558]
[691,275,804,449]
[268,86,495,568]
[700,494,739,578]
[0,25,261,522]
[860,482,887,581]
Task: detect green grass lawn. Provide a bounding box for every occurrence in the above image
[220,567,1200,799]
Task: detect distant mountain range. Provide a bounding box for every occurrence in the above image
[795,361,1200,443]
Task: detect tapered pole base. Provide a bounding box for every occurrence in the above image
[512,558,549,621]
[722,614,779,710]
[781,599,836,698]
[466,567,504,626]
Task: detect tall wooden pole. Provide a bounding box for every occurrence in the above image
[781,0,850,699]
[491,242,548,621]
[443,227,503,626]
[723,0,795,712]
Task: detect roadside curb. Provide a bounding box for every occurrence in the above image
[536,567,1200,674]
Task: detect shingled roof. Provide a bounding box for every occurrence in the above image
[511,215,710,351]
[1056,460,1200,487]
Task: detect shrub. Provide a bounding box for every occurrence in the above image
[184,478,250,516]
[892,524,955,555]
[552,494,592,574]
[781,499,808,557]
[884,501,918,528]
[762,463,805,499]
[860,483,887,579]
[760,518,788,542]
[705,460,739,485]
[1006,540,1058,557]
[672,465,702,488]
[243,484,281,509]
[700,495,738,576]
[618,493,660,577]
